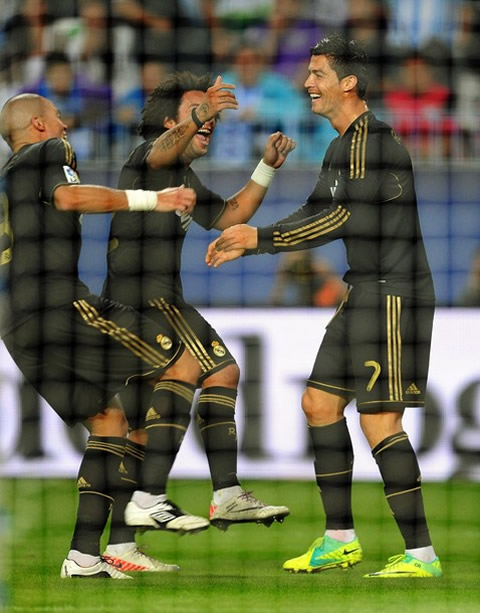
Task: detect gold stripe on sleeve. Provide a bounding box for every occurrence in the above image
[272,205,350,248]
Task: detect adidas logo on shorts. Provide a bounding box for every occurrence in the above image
[405,382,421,395]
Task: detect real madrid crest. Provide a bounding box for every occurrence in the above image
[212,340,226,357]
[156,334,173,350]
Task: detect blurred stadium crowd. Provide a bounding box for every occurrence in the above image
[1,0,479,307]
[0,0,479,164]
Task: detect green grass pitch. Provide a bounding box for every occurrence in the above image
[1,479,480,612]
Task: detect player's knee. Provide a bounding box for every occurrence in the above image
[301,388,319,422]
[301,387,344,425]
[203,363,240,389]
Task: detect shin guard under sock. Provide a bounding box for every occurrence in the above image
[309,418,354,530]
[140,380,195,494]
[70,436,126,555]
[372,432,432,549]
[197,386,240,490]
[108,440,145,545]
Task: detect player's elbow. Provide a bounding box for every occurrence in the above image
[53,185,80,211]
[146,152,163,170]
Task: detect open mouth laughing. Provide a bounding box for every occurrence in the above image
[196,127,212,146]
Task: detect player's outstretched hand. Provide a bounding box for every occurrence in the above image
[262,131,296,169]
[195,75,239,124]
[206,224,258,268]
[156,186,196,214]
[206,240,245,268]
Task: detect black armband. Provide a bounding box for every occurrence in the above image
[191,108,204,129]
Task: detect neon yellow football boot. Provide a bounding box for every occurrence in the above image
[283,535,363,573]
[364,553,442,578]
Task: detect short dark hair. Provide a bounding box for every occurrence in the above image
[139,71,213,139]
[45,51,70,69]
[311,34,368,100]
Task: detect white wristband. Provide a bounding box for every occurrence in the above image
[125,189,158,211]
[250,159,276,188]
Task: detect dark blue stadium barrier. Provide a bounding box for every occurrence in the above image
[78,165,480,306]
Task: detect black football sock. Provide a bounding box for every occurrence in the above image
[108,440,145,545]
[70,436,126,555]
[309,418,354,530]
[197,386,240,490]
[140,380,195,495]
[372,432,432,549]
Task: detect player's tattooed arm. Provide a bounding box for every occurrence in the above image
[147,76,238,169]
[147,121,197,168]
[226,197,240,211]
[153,124,189,153]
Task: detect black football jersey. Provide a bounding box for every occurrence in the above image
[256,111,435,301]
[0,138,88,334]
[104,139,226,308]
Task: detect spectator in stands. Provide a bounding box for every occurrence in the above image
[112,0,212,74]
[385,0,461,51]
[245,0,324,89]
[114,58,167,155]
[210,0,273,28]
[270,252,346,307]
[221,44,307,123]
[22,51,112,159]
[207,0,274,71]
[343,0,392,113]
[383,51,457,159]
[456,247,480,306]
[303,0,349,30]
[385,0,461,90]
[0,0,54,86]
[454,0,480,157]
[45,0,77,20]
[211,43,307,161]
[50,0,114,86]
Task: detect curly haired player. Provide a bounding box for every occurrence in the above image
[101,72,296,572]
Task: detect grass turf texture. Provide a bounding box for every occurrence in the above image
[1,479,479,613]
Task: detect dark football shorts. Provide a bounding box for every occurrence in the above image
[117,296,237,429]
[2,294,183,425]
[306,286,434,413]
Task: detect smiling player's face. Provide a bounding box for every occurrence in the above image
[304,55,344,119]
